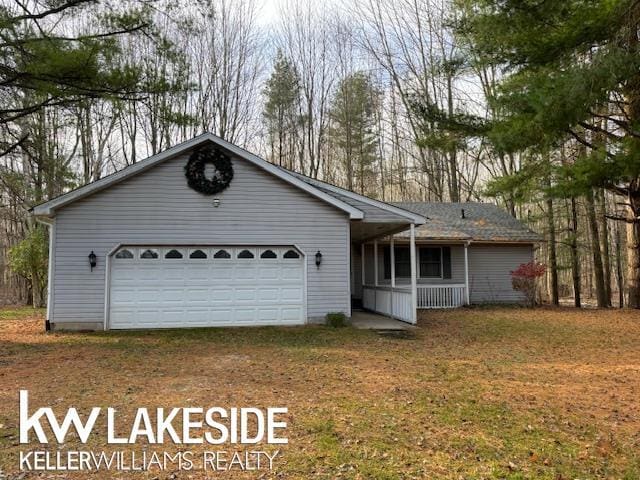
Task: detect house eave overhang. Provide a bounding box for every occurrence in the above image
[31,133,365,220]
[292,175,426,225]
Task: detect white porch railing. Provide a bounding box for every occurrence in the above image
[417,284,466,309]
[363,284,467,318]
[362,285,413,323]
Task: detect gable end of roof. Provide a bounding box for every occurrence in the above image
[31,133,364,220]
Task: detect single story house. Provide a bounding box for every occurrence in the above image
[32,133,541,330]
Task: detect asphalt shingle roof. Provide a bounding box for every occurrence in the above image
[393,202,542,242]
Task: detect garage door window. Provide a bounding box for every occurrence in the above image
[214,249,231,259]
[140,249,159,259]
[115,249,134,259]
[165,249,183,259]
[189,249,207,259]
[283,249,300,259]
[260,249,277,259]
[237,249,254,259]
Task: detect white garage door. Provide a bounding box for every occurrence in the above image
[108,246,305,329]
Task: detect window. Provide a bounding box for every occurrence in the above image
[165,249,183,259]
[420,247,442,278]
[115,249,134,259]
[189,249,207,259]
[283,249,300,259]
[383,246,411,278]
[140,249,159,259]
[214,249,231,259]
[260,249,277,259]
[237,249,254,259]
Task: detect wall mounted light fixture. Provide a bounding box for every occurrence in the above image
[315,250,322,269]
[88,251,97,271]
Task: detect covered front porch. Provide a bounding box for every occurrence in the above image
[351,220,471,325]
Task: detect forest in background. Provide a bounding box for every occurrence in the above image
[1,0,639,310]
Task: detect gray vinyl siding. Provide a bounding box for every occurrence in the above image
[468,244,533,303]
[51,152,350,326]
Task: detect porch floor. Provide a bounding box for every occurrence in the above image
[350,311,414,330]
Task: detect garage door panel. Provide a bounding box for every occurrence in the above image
[281,287,303,302]
[282,266,303,280]
[209,288,234,303]
[258,266,280,280]
[235,288,257,302]
[162,288,186,302]
[210,309,234,322]
[234,308,257,322]
[109,245,304,329]
[258,308,279,322]
[257,288,279,301]
[281,307,304,322]
[235,266,257,280]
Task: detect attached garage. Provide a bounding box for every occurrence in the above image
[32,133,427,331]
[108,245,305,329]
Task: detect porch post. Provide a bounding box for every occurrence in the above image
[373,239,379,287]
[361,243,365,287]
[410,224,417,324]
[390,234,395,319]
[464,241,470,305]
[390,235,395,288]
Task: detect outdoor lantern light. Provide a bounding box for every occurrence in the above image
[88,251,97,271]
[315,250,322,268]
[213,197,220,207]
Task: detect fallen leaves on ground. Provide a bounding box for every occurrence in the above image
[0,306,639,479]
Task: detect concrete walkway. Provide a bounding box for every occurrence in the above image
[350,311,414,330]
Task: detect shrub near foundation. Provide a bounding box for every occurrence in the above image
[325,312,346,328]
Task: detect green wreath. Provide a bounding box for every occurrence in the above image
[184,146,234,195]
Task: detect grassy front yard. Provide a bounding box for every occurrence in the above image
[1,307,639,479]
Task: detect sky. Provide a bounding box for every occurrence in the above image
[255,0,285,25]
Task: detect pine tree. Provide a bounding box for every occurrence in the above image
[455,0,640,308]
[329,72,380,195]
[263,50,301,170]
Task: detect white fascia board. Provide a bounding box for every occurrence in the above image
[31,133,364,220]
[291,174,426,225]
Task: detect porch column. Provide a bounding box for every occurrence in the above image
[373,239,379,287]
[390,234,395,319]
[390,235,395,288]
[410,224,417,324]
[361,243,365,287]
[464,241,470,305]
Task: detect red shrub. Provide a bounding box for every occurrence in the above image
[511,261,546,307]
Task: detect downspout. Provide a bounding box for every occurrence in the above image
[464,240,471,305]
[34,216,54,332]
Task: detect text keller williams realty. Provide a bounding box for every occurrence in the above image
[17,390,288,472]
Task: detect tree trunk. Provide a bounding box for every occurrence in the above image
[597,189,612,305]
[569,196,581,308]
[546,196,559,305]
[626,197,640,308]
[615,219,624,308]
[585,189,608,307]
